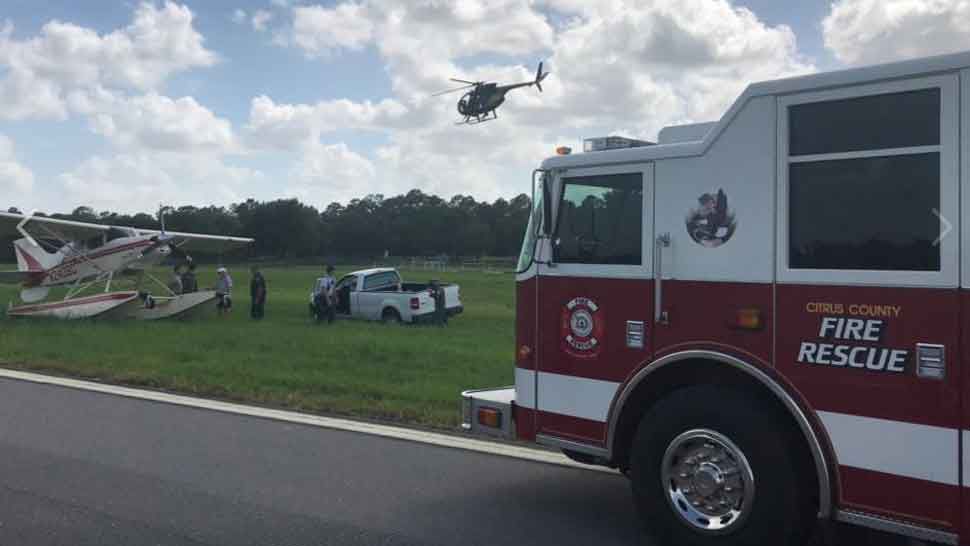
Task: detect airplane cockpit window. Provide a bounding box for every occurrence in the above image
[82,235,104,250]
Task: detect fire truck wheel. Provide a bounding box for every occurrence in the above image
[629,384,813,546]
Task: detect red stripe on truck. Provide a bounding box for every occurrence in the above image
[840,466,957,531]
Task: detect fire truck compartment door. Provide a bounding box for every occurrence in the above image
[774,75,961,532]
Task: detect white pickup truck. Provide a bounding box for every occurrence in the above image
[313,267,463,324]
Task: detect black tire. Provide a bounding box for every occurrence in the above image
[629,384,814,546]
[381,308,401,324]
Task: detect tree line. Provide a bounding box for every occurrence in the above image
[2,189,532,262]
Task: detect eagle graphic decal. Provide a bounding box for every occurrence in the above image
[686,189,737,248]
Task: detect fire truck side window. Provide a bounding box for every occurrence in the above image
[554,173,642,265]
[787,87,942,271]
[789,154,940,271]
[789,88,940,156]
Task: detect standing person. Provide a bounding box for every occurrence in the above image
[215,267,233,317]
[181,262,198,293]
[430,279,447,327]
[250,265,267,320]
[169,264,184,295]
[313,265,336,324]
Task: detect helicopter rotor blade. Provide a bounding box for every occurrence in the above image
[432,84,475,96]
[450,78,479,85]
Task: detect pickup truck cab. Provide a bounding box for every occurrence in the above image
[325,268,462,324]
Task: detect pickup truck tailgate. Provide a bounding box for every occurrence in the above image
[461,386,515,439]
[444,284,461,310]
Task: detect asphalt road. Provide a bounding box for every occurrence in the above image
[0,377,909,546]
[0,377,642,546]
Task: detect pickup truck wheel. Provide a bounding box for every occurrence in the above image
[381,308,401,324]
[629,384,814,546]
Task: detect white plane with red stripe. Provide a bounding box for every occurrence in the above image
[1,211,253,316]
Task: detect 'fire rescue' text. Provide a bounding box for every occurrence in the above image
[796,316,908,373]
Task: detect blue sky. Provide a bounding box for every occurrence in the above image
[0,0,967,214]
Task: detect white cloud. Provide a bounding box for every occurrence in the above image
[252,10,274,32]
[823,0,970,65]
[286,141,378,204]
[70,89,237,153]
[9,0,822,215]
[245,95,406,149]
[0,2,252,213]
[58,152,262,213]
[232,9,247,24]
[254,0,813,204]
[0,2,217,120]
[0,134,35,194]
[284,3,375,57]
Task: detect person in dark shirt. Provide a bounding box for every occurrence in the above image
[250,265,267,320]
[180,262,199,293]
[430,279,447,327]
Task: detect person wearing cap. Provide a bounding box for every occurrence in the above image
[215,266,233,316]
[312,265,336,324]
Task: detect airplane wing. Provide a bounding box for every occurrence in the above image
[0,211,109,242]
[136,229,254,253]
[0,212,252,252]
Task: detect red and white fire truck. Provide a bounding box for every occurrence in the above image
[462,50,970,545]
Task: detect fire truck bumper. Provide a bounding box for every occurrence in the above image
[461,386,516,439]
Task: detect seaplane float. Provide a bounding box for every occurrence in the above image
[0,211,253,320]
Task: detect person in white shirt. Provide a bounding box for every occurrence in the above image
[313,265,336,323]
[215,267,233,317]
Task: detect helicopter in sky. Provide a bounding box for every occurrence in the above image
[434,62,549,124]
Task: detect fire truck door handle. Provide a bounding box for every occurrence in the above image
[655,233,670,325]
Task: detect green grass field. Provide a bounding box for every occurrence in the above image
[0,265,515,429]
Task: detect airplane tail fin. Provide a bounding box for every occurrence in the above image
[13,238,61,272]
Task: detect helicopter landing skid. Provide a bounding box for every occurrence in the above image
[457,110,498,125]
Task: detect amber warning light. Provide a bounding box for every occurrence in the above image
[478,407,502,428]
[731,308,763,330]
[556,146,572,155]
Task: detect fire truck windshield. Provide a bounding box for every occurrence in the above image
[516,171,547,273]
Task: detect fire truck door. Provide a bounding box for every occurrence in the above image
[774,76,961,532]
[534,164,654,448]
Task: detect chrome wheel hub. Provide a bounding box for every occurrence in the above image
[661,429,755,534]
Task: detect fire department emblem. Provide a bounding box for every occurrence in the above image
[561,297,605,358]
